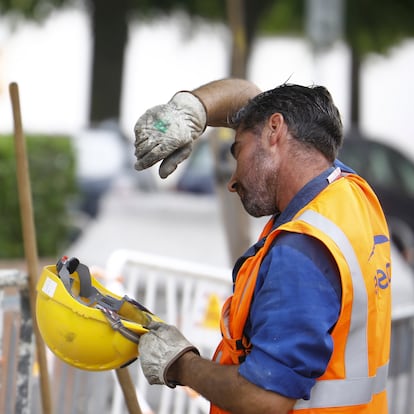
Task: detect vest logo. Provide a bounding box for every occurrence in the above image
[368,234,389,261]
[369,234,391,294]
[374,261,391,293]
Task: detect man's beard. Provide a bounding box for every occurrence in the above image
[236,141,280,217]
[238,173,279,218]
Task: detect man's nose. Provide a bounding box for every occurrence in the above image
[227,175,238,193]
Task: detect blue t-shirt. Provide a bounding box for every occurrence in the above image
[235,160,354,400]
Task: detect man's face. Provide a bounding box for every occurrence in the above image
[228,125,280,217]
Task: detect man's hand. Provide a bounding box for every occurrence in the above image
[134,91,207,178]
[138,321,199,388]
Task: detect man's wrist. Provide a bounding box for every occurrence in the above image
[170,91,207,133]
[166,348,199,387]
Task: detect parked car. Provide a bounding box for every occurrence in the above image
[176,137,217,194]
[72,120,157,218]
[339,135,414,235]
[72,121,129,217]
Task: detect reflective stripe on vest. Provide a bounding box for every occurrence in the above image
[295,363,388,409]
[294,210,388,409]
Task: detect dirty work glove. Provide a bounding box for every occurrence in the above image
[134,91,207,178]
[139,320,199,388]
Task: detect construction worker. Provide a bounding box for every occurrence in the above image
[133,79,392,413]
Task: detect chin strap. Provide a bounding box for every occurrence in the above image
[96,305,140,344]
[56,256,151,346]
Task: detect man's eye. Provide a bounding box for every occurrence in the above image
[230,143,236,158]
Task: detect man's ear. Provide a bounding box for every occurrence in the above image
[267,113,285,145]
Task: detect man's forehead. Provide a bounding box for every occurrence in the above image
[234,127,259,144]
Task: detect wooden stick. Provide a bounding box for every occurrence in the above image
[115,367,143,414]
[9,82,53,414]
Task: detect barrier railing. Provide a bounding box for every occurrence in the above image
[0,270,33,414]
[104,249,233,414]
[1,249,414,413]
[387,304,414,414]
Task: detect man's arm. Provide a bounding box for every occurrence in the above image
[171,351,296,414]
[192,78,262,127]
[138,321,295,414]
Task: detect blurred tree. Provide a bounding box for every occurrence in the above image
[0,0,275,125]
[88,0,222,124]
[2,0,414,131]
[0,0,277,262]
[259,0,414,132]
[344,0,414,131]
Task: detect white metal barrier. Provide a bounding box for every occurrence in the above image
[104,249,233,414]
[0,270,33,414]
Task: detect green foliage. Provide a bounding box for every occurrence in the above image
[131,0,225,20]
[346,0,414,56]
[0,0,71,20]
[259,0,304,36]
[0,134,78,258]
[257,0,414,57]
[2,0,414,58]
[131,0,414,59]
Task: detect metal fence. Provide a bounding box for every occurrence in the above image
[0,270,33,414]
[1,249,414,413]
[388,305,414,414]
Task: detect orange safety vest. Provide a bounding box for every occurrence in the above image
[210,169,391,414]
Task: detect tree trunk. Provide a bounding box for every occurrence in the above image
[89,0,128,124]
[212,0,251,265]
[227,0,249,76]
[349,46,361,135]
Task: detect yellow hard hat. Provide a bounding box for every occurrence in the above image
[36,256,154,371]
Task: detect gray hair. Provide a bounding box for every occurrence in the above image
[231,84,343,161]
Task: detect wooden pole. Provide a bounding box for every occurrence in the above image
[115,367,143,414]
[9,82,53,414]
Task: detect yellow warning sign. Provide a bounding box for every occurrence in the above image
[201,294,221,329]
